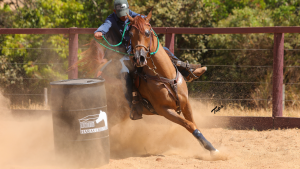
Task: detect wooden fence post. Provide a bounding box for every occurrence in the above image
[68,27,78,79]
[282,84,285,111]
[44,88,48,107]
[165,33,175,54]
[272,33,284,117]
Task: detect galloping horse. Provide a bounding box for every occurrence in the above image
[126,10,219,155]
[73,9,219,155]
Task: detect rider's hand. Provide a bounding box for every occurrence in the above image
[94,32,103,39]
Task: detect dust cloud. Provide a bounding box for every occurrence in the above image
[0,90,229,169]
[0,92,71,169]
[109,98,231,161]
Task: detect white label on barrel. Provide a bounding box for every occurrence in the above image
[78,110,108,134]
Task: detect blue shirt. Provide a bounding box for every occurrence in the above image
[95,10,141,53]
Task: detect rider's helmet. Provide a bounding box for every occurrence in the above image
[114,0,130,18]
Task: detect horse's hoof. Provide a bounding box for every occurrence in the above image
[210,149,219,156]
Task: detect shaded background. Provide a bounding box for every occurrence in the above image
[0,0,299,112]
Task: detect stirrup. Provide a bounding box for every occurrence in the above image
[129,91,143,120]
[130,106,143,120]
[175,60,201,70]
[186,66,207,82]
[186,72,199,82]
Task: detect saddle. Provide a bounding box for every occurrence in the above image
[131,61,182,120]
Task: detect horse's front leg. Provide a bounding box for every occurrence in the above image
[156,106,218,153]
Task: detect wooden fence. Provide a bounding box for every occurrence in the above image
[1,26,300,130]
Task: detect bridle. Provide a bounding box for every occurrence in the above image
[134,44,149,52]
[130,22,152,52]
[130,23,160,75]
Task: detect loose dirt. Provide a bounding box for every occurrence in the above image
[1,94,300,169]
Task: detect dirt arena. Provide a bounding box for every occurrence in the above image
[1,95,300,169]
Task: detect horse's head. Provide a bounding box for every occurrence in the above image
[127,10,153,67]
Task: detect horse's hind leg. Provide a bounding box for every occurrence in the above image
[157,106,218,153]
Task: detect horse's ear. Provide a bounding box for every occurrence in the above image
[145,8,153,23]
[127,13,134,23]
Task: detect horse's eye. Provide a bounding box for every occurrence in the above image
[129,32,133,37]
[145,30,150,37]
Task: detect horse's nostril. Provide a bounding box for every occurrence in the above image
[140,56,145,63]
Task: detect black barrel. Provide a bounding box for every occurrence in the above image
[50,78,109,167]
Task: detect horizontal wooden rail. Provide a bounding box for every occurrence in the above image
[166,26,300,34]
[0,28,167,34]
[1,26,300,34]
[199,116,300,130]
[0,28,70,34]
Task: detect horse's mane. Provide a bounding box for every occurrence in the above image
[131,15,148,34]
[131,15,156,47]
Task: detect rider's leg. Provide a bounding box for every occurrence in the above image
[120,56,132,105]
[121,72,133,106]
[120,56,143,120]
[163,47,207,82]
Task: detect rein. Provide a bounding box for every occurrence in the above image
[93,22,159,56]
[93,22,133,56]
[94,37,132,56]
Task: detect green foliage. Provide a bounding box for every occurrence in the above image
[0,0,113,99]
[0,2,14,28]
[197,5,300,108]
[204,0,266,22]
[0,0,299,108]
[130,0,214,63]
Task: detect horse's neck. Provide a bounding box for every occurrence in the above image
[143,42,176,79]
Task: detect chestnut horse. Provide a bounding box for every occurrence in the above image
[126,10,219,155]
[73,10,219,155]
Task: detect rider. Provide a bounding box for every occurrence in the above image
[94,0,206,120]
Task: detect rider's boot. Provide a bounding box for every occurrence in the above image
[175,60,207,82]
[185,66,207,82]
[163,47,206,82]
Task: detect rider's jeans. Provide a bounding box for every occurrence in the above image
[121,72,133,107]
[119,56,130,73]
[120,55,133,107]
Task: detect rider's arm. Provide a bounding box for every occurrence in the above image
[130,10,146,19]
[94,16,113,35]
[130,10,140,18]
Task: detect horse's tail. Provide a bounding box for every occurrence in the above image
[68,39,108,77]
